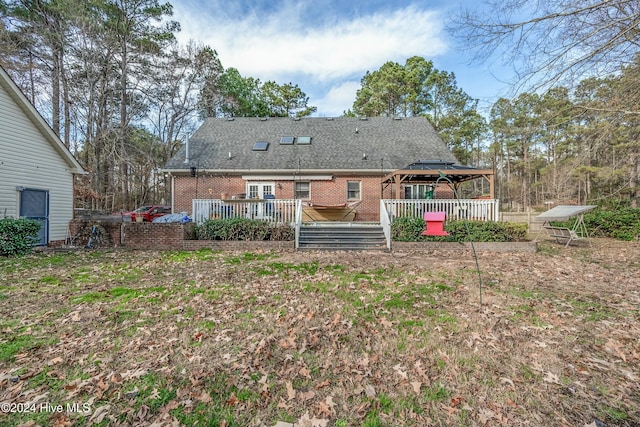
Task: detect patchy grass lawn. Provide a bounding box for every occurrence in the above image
[1,239,639,427]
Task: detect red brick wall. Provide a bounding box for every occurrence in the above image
[122,223,188,250]
[122,223,295,251]
[183,240,294,251]
[173,175,394,222]
[68,219,123,248]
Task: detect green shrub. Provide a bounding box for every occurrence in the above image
[0,218,41,256]
[552,203,640,241]
[196,218,294,241]
[391,216,528,242]
[584,206,640,241]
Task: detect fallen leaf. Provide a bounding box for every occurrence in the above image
[315,400,334,418]
[499,377,516,389]
[543,371,560,384]
[604,338,627,361]
[286,381,296,400]
[299,367,311,378]
[48,357,63,365]
[325,396,335,409]
[277,399,290,410]
[149,388,160,400]
[442,403,457,415]
[451,396,463,407]
[315,379,330,389]
[393,364,408,380]
[478,408,495,425]
[89,405,111,424]
[411,381,422,394]
[279,330,297,349]
[226,392,238,406]
[294,411,329,427]
[298,390,315,402]
[194,391,212,403]
[364,384,376,398]
[51,414,73,427]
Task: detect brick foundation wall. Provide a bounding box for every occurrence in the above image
[122,223,293,251]
[122,223,190,250]
[68,219,123,248]
[183,240,295,251]
[173,174,394,222]
[392,241,537,253]
[65,220,535,253]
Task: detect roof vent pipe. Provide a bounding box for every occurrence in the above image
[183,134,190,164]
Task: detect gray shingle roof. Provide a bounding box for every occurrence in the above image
[164,116,458,172]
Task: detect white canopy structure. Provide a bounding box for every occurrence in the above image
[534,205,596,246]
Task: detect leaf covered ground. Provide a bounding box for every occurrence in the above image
[1,239,639,427]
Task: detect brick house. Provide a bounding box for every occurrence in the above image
[163,116,473,222]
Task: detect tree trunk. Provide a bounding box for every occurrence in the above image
[51,49,61,136]
[632,151,639,208]
[120,39,129,208]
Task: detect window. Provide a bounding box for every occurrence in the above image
[404,184,434,200]
[295,182,310,199]
[280,136,295,144]
[253,141,269,151]
[297,136,312,145]
[347,181,361,200]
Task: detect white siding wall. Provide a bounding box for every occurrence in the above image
[0,84,75,242]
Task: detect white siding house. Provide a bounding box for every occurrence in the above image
[0,65,85,245]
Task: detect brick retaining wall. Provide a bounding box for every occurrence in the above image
[122,223,189,250]
[66,219,536,252]
[121,223,294,251]
[183,240,295,251]
[392,241,537,253]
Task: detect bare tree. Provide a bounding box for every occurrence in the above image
[450,0,640,92]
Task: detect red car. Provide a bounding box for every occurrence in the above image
[127,205,172,222]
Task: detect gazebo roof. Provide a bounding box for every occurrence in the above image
[383,160,494,183]
[381,160,495,198]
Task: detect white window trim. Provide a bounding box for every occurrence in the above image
[347,181,361,200]
[294,181,311,200]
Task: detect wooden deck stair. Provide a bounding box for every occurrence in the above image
[298,223,387,251]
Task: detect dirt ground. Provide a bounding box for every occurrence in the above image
[1,237,639,427]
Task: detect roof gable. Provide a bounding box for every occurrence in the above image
[0,65,85,174]
[164,116,458,172]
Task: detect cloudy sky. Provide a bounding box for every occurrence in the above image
[171,0,512,117]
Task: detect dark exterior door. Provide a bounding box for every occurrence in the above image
[19,189,49,246]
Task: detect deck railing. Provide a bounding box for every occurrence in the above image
[192,198,499,227]
[379,199,392,250]
[192,199,300,225]
[383,199,499,222]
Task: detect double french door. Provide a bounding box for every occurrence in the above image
[246,182,274,218]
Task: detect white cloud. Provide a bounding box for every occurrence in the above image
[314,80,362,116]
[171,1,458,115]
[174,3,448,83]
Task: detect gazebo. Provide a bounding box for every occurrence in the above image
[381,160,495,199]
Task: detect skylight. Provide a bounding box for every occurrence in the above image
[280,136,295,145]
[253,141,269,151]
[297,136,312,145]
